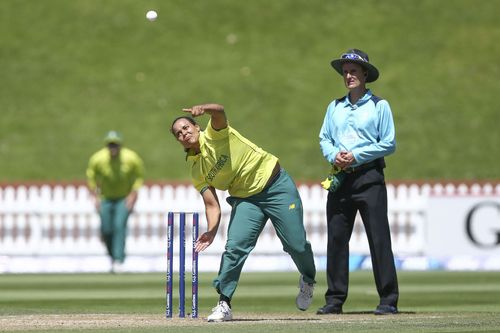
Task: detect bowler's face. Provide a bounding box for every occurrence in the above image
[342,62,366,90]
[172,119,200,150]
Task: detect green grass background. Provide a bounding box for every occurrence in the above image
[1,271,499,332]
[1,0,499,182]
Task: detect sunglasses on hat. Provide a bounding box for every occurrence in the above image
[341,53,368,62]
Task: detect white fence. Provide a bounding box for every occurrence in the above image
[0,182,429,258]
[3,181,500,272]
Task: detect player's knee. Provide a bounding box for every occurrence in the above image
[283,240,310,256]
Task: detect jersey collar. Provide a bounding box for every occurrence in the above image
[346,89,373,107]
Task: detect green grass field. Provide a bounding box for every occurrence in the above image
[1,0,499,182]
[1,271,499,332]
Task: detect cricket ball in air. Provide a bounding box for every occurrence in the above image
[146,10,158,21]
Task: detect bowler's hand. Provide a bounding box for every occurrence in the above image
[182,105,207,117]
[194,231,216,252]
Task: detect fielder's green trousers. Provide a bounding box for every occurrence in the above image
[213,169,316,299]
[99,198,130,263]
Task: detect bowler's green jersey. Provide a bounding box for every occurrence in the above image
[187,120,278,198]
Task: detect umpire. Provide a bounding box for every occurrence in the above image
[317,49,399,315]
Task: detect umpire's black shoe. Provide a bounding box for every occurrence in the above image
[374,305,398,315]
[316,304,343,315]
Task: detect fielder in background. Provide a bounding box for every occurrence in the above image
[171,104,316,322]
[318,49,399,315]
[86,131,145,273]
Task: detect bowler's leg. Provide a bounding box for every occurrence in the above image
[213,199,267,299]
[263,171,316,284]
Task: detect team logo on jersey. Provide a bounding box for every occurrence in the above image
[207,154,229,181]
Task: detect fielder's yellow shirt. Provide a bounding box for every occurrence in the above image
[86,147,145,199]
[187,120,278,198]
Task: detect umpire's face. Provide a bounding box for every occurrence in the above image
[342,62,367,90]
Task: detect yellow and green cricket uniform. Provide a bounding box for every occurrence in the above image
[86,147,144,263]
[187,120,316,299]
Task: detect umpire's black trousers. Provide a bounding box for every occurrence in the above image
[324,166,399,308]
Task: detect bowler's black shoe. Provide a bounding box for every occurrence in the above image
[316,304,343,315]
[374,305,398,315]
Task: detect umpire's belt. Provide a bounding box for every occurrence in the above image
[343,158,385,174]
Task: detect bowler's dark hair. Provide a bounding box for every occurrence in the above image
[170,116,199,136]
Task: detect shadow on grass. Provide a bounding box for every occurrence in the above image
[230,311,416,322]
[231,318,322,322]
[343,311,416,315]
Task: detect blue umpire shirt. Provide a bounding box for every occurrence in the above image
[319,89,396,167]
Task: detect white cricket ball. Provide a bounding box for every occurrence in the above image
[146,10,158,21]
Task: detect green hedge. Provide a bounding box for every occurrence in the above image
[1,0,498,181]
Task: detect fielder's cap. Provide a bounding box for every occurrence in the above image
[330,48,379,83]
[103,131,123,145]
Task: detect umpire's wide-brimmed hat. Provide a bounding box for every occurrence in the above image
[331,49,379,83]
[103,131,123,145]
